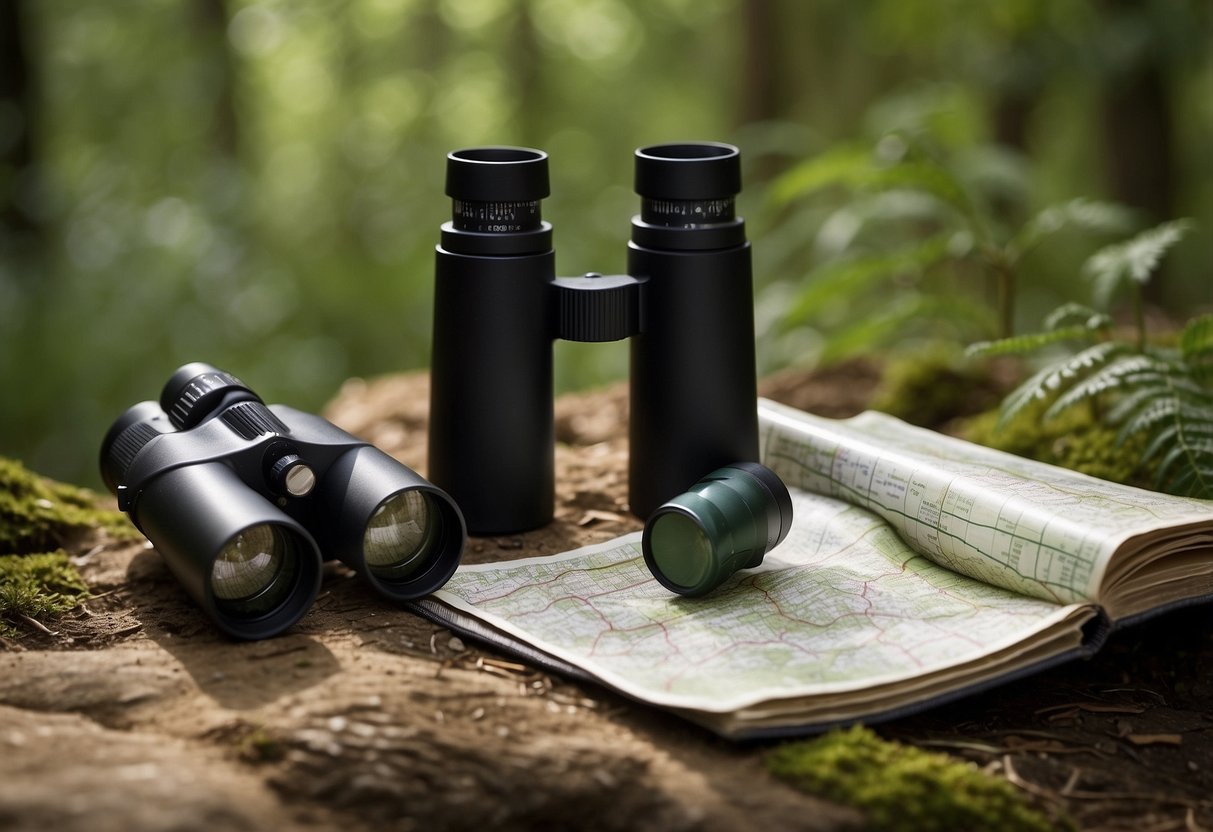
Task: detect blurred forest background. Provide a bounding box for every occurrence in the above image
[0,0,1210,487]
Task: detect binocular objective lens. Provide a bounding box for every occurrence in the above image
[210,525,300,618]
[646,512,714,590]
[363,490,441,582]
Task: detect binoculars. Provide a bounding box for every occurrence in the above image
[429,141,793,596]
[429,142,764,534]
[100,363,465,639]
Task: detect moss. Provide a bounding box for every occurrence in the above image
[0,550,90,636]
[0,456,138,554]
[871,343,1004,429]
[240,728,286,763]
[961,402,1147,487]
[768,726,1067,832]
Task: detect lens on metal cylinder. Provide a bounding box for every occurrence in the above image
[210,525,299,618]
[642,462,793,597]
[647,512,714,590]
[363,490,442,581]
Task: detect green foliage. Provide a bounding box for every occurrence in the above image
[1085,220,1193,308]
[767,128,1136,369]
[0,457,138,554]
[967,222,1211,497]
[0,551,90,637]
[767,725,1066,832]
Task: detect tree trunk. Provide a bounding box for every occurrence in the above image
[0,0,41,254]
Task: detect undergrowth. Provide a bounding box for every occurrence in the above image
[0,550,90,637]
[0,456,135,636]
[969,221,1212,498]
[767,725,1068,832]
[0,456,137,553]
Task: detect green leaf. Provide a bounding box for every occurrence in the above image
[1180,314,1213,367]
[1154,437,1213,498]
[966,326,1098,359]
[1042,303,1113,333]
[771,146,875,205]
[1042,354,1164,420]
[783,234,955,328]
[1014,198,1135,254]
[998,342,1126,426]
[771,148,977,225]
[1139,420,1213,466]
[1083,219,1194,307]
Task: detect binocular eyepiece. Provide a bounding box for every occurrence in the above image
[101,363,466,639]
[430,141,792,595]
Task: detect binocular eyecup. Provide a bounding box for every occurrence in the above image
[101,363,466,639]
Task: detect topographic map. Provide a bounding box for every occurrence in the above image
[431,402,1210,715]
[434,491,1076,712]
[758,400,1213,605]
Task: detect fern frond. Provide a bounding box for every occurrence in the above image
[1042,354,1166,421]
[1014,198,1135,255]
[1107,384,1168,428]
[1043,303,1113,333]
[966,326,1097,359]
[1155,437,1213,498]
[1139,420,1213,466]
[997,342,1127,426]
[1084,219,1194,307]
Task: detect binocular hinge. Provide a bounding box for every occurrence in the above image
[552,274,643,343]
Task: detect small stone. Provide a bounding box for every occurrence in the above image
[448,637,465,652]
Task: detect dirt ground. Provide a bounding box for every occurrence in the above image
[2,365,1211,831]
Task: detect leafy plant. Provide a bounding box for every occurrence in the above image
[968,221,1212,498]
[770,136,1134,364]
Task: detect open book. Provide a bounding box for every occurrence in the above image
[411,399,1213,739]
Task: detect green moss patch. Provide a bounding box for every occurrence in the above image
[0,550,90,636]
[767,726,1066,832]
[871,344,1005,429]
[962,402,1147,487]
[0,456,137,554]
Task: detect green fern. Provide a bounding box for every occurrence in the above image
[975,224,1210,497]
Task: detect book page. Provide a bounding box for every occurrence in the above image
[759,399,1213,605]
[433,489,1081,714]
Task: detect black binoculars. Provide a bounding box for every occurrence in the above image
[100,363,465,639]
[429,142,762,535]
[428,141,793,596]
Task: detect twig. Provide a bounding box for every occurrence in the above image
[17,613,56,636]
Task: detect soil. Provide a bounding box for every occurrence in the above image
[2,363,1211,831]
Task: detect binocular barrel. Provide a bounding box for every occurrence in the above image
[628,143,759,518]
[134,460,322,639]
[101,363,466,639]
[429,142,759,535]
[429,147,555,534]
